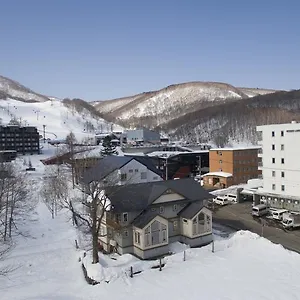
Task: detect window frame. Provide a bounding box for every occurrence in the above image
[123,213,128,222]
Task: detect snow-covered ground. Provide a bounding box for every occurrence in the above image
[0,150,300,299]
[0,98,123,142]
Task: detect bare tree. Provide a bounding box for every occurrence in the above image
[66,132,77,188]
[40,166,68,219]
[0,162,30,276]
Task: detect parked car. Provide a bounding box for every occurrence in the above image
[271,209,288,221]
[281,212,300,230]
[252,204,268,217]
[225,193,238,203]
[213,196,230,206]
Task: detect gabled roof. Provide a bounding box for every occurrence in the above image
[178,201,204,219]
[82,156,162,184]
[132,210,166,229]
[105,178,212,213]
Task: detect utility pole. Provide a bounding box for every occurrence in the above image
[43,125,46,143]
[165,157,168,180]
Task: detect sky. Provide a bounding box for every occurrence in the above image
[0,0,299,101]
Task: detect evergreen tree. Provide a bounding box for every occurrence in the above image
[100,136,118,157]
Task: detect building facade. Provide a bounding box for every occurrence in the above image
[203,147,260,188]
[99,178,213,259]
[255,122,300,212]
[82,156,163,186]
[0,125,40,154]
[126,128,160,145]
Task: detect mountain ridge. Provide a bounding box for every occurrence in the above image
[0,75,51,103]
[92,81,279,129]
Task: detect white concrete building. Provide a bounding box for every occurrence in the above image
[256,121,300,211]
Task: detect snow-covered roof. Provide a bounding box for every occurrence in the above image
[203,171,233,178]
[73,147,102,159]
[210,146,261,151]
[147,150,208,158]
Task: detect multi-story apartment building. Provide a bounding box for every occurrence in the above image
[125,128,161,145]
[255,121,300,212]
[203,147,260,188]
[0,125,40,155]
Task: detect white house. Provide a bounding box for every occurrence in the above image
[82,156,163,186]
[256,121,300,211]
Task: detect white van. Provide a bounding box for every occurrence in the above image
[252,204,268,217]
[226,194,238,203]
[213,196,230,206]
[271,209,288,221]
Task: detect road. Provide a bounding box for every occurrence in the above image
[213,202,300,253]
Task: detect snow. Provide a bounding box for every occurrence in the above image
[210,146,261,151]
[0,98,122,142]
[1,147,300,299]
[0,75,49,103]
[73,146,102,159]
[203,171,233,178]
[97,82,248,127]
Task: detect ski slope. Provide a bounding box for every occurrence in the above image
[0,99,123,142]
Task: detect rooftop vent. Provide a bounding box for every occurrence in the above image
[291,120,297,124]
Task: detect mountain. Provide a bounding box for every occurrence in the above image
[0,75,51,103]
[162,89,300,146]
[93,81,278,129]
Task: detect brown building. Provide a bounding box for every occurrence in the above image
[203,147,260,189]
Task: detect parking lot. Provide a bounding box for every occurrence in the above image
[213,202,300,253]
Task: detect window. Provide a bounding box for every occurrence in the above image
[281,158,285,164]
[120,173,127,181]
[183,219,188,223]
[153,176,158,180]
[145,226,151,246]
[192,212,205,236]
[134,231,140,244]
[271,184,276,191]
[281,144,284,151]
[218,151,222,156]
[135,169,139,172]
[129,169,133,173]
[173,204,177,211]
[123,230,129,237]
[272,171,276,177]
[173,221,178,231]
[281,171,285,178]
[219,160,222,164]
[141,172,147,180]
[272,144,275,151]
[159,206,164,214]
[272,131,275,137]
[281,185,285,192]
[116,214,121,223]
[272,158,275,164]
[281,130,284,137]
[123,213,128,222]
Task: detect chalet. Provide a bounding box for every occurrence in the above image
[98,178,213,259]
